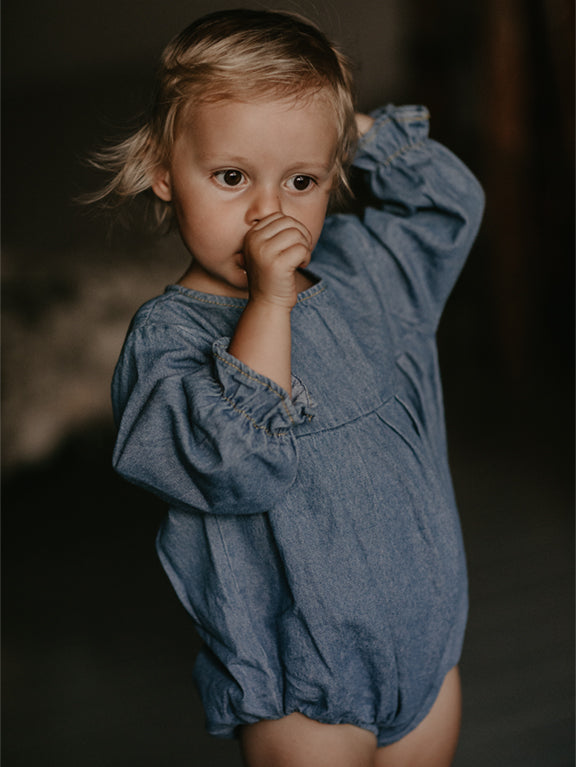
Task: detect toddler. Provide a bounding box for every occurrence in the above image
[100,9,484,766]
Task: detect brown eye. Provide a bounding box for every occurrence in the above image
[223,170,242,186]
[214,169,245,187]
[289,175,314,191]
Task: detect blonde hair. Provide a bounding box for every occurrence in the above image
[86,9,357,229]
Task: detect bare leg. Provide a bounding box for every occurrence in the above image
[240,666,461,767]
[240,712,378,767]
[374,666,462,767]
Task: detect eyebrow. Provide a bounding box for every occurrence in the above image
[204,155,335,174]
[288,161,335,174]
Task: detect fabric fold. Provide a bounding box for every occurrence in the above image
[212,338,315,433]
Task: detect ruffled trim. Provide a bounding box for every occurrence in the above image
[354,104,430,171]
[212,338,315,435]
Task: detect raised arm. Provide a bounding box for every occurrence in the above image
[339,105,485,330]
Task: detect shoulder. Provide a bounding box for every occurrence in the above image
[313,212,373,280]
[117,288,222,373]
[129,287,200,331]
[112,289,215,417]
[127,286,239,343]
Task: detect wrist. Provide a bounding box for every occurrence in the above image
[246,293,296,314]
[355,112,375,137]
[228,298,293,394]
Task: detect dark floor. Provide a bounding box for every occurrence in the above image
[2,350,573,767]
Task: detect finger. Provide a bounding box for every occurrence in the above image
[244,226,311,263]
[250,228,311,264]
[248,214,312,247]
[277,242,312,269]
[248,211,285,232]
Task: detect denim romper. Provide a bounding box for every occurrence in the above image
[111,105,484,746]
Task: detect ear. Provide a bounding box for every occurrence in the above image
[151,166,173,202]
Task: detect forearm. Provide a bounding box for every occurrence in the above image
[228,299,293,394]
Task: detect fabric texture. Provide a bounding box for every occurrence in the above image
[111,104,484,745]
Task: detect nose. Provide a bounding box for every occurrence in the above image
[245,185,282,225]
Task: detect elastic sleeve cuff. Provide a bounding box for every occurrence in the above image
[354,104,430,171]
[212,338,315,434]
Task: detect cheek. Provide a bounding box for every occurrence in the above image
[305,199,330,241]
[178,202,239,257]
[175,196,216,236]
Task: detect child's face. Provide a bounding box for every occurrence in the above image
[152,93,339,297]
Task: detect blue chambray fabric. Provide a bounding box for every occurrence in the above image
[111,105,484,745]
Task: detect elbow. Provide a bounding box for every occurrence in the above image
[112,431,299,517]
[467,172,486,235]
[446,169,485,251]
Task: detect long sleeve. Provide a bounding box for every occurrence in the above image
[111,317,314,515]
[327,104,485,331]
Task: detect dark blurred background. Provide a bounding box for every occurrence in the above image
[2,1,574,765]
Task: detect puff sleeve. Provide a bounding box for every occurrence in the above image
[346,104,485,330]
[111,321,314,515]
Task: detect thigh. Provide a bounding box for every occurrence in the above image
[240,712,378,767]
[374,666,462,767]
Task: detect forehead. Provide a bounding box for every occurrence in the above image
[176,92,339,163]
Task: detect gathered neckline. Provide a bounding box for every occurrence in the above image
[165,273,326,308]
